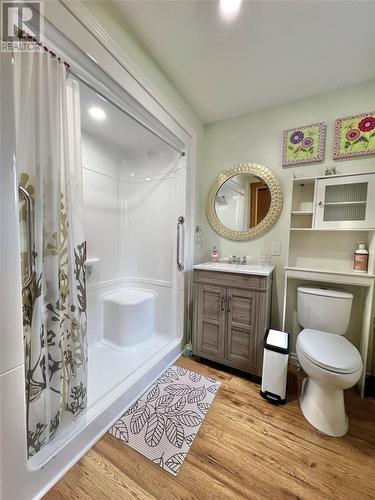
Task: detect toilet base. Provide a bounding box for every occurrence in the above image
[300,377,348,437]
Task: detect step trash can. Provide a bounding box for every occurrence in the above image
[260,329,289,405]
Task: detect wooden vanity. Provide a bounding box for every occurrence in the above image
[193,263,273,377]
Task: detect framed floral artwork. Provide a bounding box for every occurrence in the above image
[282,122,326,167]
[333,112,375,159]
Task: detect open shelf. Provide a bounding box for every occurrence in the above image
[324,201,366,206]
[291,209,313,229]
[291,210,313,215]
[285,265,375,279]
[288,229,373,274]
[292,180,315,213]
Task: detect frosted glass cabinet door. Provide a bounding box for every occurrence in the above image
[314,174,375,229]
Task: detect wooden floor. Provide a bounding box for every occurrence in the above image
[45,357,375,500]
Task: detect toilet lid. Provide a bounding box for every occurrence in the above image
[297,329,362,374]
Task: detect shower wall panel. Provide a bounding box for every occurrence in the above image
[119,177,175,283]
[82,130,181,288]
[82,128,183,346]
[82,132,119,283]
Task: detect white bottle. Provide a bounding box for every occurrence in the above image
[353,242,368,273]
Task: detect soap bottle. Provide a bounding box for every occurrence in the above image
[353,242,368,273]
[211,245,219,262]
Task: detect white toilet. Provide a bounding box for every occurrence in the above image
[296,286,363,437]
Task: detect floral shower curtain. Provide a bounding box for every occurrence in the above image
[14,50,87,457]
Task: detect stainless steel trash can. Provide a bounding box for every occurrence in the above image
[260,329,289,405]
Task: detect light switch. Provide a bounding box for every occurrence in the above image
[271,241,281,256]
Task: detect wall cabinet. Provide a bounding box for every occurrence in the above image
[290,172,375,231]
[193,269,272,376]
[314,174,375,230]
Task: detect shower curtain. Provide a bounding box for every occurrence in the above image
[14,50,87,457]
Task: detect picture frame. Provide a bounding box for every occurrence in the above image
[333,112,375,160]
[282,122,326,167]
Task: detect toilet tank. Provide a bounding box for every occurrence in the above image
[297,287,353,335]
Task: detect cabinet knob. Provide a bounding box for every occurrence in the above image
[318,201,323,207]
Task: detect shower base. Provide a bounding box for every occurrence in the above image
[3,336,183,500]
[88,332,172,409]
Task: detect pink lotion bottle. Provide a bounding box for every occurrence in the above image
[211,246,219,262]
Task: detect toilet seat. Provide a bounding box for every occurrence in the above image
[297,329,362,374]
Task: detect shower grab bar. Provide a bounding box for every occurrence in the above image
[176,216,185,272]
[19,184,34,289]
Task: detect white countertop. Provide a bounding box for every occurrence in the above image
[193,262,274,276]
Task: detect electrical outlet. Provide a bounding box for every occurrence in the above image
[271,241,281,256]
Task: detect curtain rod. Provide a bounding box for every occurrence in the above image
[71,70,185,157]
[16,28,71,70]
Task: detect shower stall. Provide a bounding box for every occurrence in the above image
[81,81,187,413]
[0,9,192,499]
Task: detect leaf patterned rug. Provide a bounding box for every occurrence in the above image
[109,365,221,475]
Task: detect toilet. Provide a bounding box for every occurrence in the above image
[296,287,363,437]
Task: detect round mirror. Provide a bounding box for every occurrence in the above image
[207,164,283,241]
[215,174,271,231]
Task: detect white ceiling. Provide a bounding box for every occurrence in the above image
[80,80,178,168]
[112,0,375,124]
[80,83,175,158]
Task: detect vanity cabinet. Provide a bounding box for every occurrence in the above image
[195,284,226,359]
[193,269,272,376]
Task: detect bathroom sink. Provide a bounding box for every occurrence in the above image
[193,262,274,276]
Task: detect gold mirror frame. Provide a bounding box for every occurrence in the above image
[206,163,283,241]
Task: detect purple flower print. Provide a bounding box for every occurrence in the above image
[346,129,360,142]
[290,130,304,144]
[302,137,314,148]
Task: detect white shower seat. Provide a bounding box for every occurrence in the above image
[101,288,156,348]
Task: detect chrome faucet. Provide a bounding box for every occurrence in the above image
[231,256,240,264]
[230,256,246,265]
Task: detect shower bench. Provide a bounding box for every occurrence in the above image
[101,288,156,348]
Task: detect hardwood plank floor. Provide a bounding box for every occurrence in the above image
[45,357,375,500]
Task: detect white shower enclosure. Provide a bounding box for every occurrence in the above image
[0,8,193,499]
[81,82,187,410]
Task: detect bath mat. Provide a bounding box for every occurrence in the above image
[109,365,221,475]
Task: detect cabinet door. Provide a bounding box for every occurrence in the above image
[314,174,375,229]
[196,284,226,359]
[226,288,258,370]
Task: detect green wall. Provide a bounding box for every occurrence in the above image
[197,80,375,327]
[81,3,374,352]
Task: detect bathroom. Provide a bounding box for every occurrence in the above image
[0,0,374,498]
